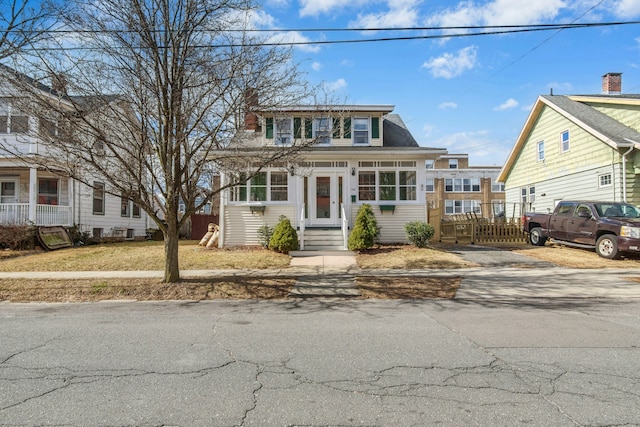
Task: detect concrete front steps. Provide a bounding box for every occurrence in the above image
[298,227,347,251]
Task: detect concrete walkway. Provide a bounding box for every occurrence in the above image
[288,251,360,297]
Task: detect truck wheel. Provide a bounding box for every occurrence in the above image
[529,227,547,246]
[596,235,620,259]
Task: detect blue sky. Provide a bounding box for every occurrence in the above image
[252,0,640,166]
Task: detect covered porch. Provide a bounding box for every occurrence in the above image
[0,167,73,226]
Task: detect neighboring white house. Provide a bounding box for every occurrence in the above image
[0,77,149,239]
[215,103,449,250]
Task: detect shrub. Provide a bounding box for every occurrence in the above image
[268,216,298,254]
[404,221,435,248]
[0,224,37,250]
[67,225,93,246]
[348,204,378,251]
[257,224,274,248]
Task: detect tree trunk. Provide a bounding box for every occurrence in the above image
[163,215,181,283]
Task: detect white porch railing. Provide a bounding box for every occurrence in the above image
[341,203,348,250]
[299,203,305,250]
[0,203,73,226]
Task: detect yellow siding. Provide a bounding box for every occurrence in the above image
[349,205,426,244]
[588,103,640,133]
[223,205,296,247]
[505,105,618,190]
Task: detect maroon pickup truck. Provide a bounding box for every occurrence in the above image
[522,201,640,259]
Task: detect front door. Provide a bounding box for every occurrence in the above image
[309,173,343,226]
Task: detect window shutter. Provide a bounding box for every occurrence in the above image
[333,118,340,138]
[372,117,380,139]
[343,118,351,138]
[265,117,273,139]
[305,118,312,139]
[294,117,301,138]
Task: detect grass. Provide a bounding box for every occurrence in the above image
[2,239,638,302]
[0,240,291,271]
[356,245,476,269]
[0,277,296,302]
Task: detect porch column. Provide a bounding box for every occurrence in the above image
[29,167,37,223]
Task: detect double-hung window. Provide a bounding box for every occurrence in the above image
[353,118,369,144]
[38,178,58,205]
[537,141,545,161]
[230,171,288,203]
[275,118,293,146]
[399,171,417,200]
[561,130,570,153]
[93,182,105,215]
[121,195,130,217]
[270,172,288,201]
[313,117,331,145]
[379,171,396,201]
[249,172,267,201]
[358,171,376,200]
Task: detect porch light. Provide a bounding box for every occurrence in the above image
[351,167,356,176]
[289,165,295,176]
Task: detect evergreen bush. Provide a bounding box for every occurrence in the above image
[257,224,274,248]
[348,204,378,251]
[404,221,434,248]
[268,216,299,254]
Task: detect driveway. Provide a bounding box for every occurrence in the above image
[442,244,555,267]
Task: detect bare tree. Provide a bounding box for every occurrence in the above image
[0,0,53,59]
[0,0,318,282]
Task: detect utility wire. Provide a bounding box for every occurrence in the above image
[22,21,640,50]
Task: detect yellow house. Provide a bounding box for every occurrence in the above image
[498,73,640,216]
[216,104,450,250]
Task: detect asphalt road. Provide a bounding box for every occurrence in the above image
[2,298,640,426]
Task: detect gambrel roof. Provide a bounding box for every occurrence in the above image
[497,94,640,182]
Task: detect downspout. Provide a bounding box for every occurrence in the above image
[622,138,639,203]
[622,146,633,203]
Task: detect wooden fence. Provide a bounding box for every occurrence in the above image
[438,212,526,244]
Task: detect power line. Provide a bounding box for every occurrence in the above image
[19,20,640,50]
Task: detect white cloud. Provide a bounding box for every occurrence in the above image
[614,0,640,17]
[422,123,435,137]
[432,130,509,165]
[266,31,321,53]
[438,101,458,110]
[350,0,421,29]
[494,98,518,111]
[311,62,322,71]
[300,0,356,17]
[421,46,478,79]
[426,0,566,29]
[324,78,348,92]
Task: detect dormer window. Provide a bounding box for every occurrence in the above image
[275,117,293,146]
[314,117,331,145]
[353,117,369,144]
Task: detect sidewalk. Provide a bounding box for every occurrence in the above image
[2,251,640,299]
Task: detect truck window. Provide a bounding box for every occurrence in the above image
[555,203,576,216]
[575,205,591,217]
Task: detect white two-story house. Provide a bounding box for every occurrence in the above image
[216,104,448,250]
[0,77,149,239]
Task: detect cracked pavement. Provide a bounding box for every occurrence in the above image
[1,298,640,426]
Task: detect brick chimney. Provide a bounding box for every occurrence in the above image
[244,89,259,131]
[602,72,622,95]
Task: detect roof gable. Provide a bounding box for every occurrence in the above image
[498,95,640,182]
